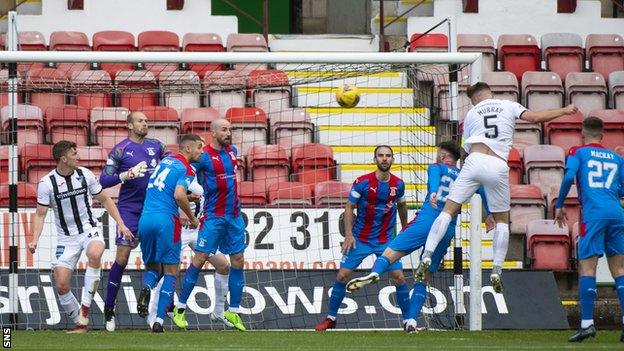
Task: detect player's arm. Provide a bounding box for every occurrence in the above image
[175,184,198,228]
[94,191,133,240]
[427,164,442,208]
[28,204,49,254]
[100,147,147,187]
[554,153,580,227]
[342,180,363,254]
[397,181,408,229]
[520,104,578,123]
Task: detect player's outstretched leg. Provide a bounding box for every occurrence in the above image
[172,262,203,329]
[569,275,598,342]
[346,256,391,292]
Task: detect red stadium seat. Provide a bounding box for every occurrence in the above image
[70,70,112,110]
[587,109,624,150]
[26,67,68,113]
[225,107,268,156]
[141,106,180,145]
[90,107,130,148]
[521,71,564,110]
[408,33,448,52]
[526,219,570,271]
[49,31,91,75]
[46,105,90,145]
[586,34,624,81]
[497,34,541,83]
[247,145,290,186]
[138,31,180,76]
[543,110,583,153]
[267,182,313,206]
[204,70,246,116]
[76,146,108,176]
[513,118,542,155]
[182,33,225,77]
[268,108,314,150]
[565,72,607,116]
[114,70,158,111]
[457,34,496,73]
[1,104,44,147]
[483,71,519,102]
[510,184,546,235]
[180,107,220,143]
[21,144,55,182]
[238,181,268,206]
[159,70,201,114]
[248,70,291,116]
[541,33,584,83]
[0,146,11,184]
[548,186,580,233]
[314,181,351,206]
[16,31,47,74]
[226,34,268,71]
[0,182,37,207]
[608,71,624,109]
[291,143,337,188]
[523,144,565,196]
[508,147,523,184]
[92,31,136,79]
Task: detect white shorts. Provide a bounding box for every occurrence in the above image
[447,152,511,213]
[181,227,198,251]
[52,228,105,270]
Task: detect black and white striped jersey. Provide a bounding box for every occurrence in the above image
[37,167,103,236]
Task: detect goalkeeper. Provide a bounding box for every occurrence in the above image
[100,111,169,331]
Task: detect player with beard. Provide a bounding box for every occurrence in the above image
[100,111,168,331]
[315,145,409,331]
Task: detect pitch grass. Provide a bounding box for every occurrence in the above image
[9,330,624,350]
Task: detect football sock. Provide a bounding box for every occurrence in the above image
[395,283,410,320]
[59,291,80,320]
[214,272,229,316]
[409,282,427,320]
[142,269,160,290]
[614,275,624,325]
[104,261,125,309]
[372,256,391,276]
[493,223,510,268]
[228,267,244,313]
[178,263,201,308]
[579,275,596,328]
[81,266,101,308]
[423,212,452,254]
[327,280,347,319]
[157,274,176,320]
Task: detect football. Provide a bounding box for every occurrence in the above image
[335,84,361,108]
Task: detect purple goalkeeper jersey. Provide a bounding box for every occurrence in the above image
[100,138,167,233]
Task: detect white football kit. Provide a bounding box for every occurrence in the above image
[37,167,105,270]
[447,99,527,212]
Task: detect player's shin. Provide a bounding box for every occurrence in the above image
[59,291,81,323]
[157,274,177,324]
[615,276,624,326]
[214,272,229,317]
[177,263,201,309]
[372,256,392,276]
[423,212,452,258]
[579,275,597,328]
[492,223,510,271]
[409,282,427,321]
[395,283,410,321]
[228,267,244,312]
[142,269,161,290]
[104,262,125,310]
[81,267,101,315]
[327,280,347,320]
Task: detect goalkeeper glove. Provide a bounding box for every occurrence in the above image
[119,161,148,183]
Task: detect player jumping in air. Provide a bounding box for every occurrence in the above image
[347,142,491,332]
[315,145,410,331]
[172,119,247,331]
[135,134,204,333]
[554,117,624,342]
[100,111,168,331]
[28,141,133,333]
[414,82,578,293]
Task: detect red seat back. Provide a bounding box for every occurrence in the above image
[138,31,180,51]
[497,34,541,82]
[408,33,448,52]
[49,31,90,51]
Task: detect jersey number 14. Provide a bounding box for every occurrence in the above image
[147,165,170,191]
[587,160,618,189]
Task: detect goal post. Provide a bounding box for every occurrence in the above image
[0,38,486,331]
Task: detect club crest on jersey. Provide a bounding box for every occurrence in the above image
[75,175,84,183]
[389,187,397,196]
[150,158,157,168]
[146,147,156,156]
[229,151,236,161]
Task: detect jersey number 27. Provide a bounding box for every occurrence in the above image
[587,160,618,189]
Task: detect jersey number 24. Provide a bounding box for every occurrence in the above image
[587,160,618,189]
[147,165,170,191]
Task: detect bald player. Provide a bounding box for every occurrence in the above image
[100,111,168,331]
[172,119,247,331]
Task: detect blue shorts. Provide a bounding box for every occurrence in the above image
[340,239,403,271]
[195,216,246,255]
[116,209,141,248]
[577,218,624,260]
[389,213,456,273]
[138,213,182,265]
